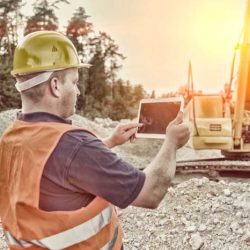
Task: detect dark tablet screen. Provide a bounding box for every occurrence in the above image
[138,101,181,134]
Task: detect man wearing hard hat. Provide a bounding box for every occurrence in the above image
[0,31,190,249]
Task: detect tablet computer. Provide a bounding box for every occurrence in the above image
[136,96,184,139]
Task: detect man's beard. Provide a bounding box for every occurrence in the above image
[61,95,75,118]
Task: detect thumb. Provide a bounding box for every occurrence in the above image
[171,111,183,125]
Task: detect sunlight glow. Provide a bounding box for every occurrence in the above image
[183,1,245,93]
[20,0,246,95]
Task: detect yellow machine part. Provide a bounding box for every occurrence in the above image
[190,118,233,150]
[191,118,232,137]
[192,136,233,150]
[186,95,231,119]
[185,95,233,150]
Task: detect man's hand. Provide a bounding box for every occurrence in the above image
[104,123,142,148]
[131,112,190,209]
[165,112,190,149]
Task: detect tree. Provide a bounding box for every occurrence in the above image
[94,32,125,85]
[112,79,125,99]
[108,79,138,120]
[67,7,92,36]
[83,50,109,117]
[133,84,147,104]
[0,0,24,56]
[24,0,69,35]
[110,97,130,120]
[150,90,156,98]
[0,19,8,55]
[0,0,23,111]
[0,1,149,119]
[66,6,93,62]
[83,32,125,116]
[66,7,133,119]
[66,7,94,115]
[0,56,21,111]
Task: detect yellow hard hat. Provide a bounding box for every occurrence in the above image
[11,31,90,76]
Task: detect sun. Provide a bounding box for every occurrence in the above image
[190,1,244,59]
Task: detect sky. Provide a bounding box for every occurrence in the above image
[22,0,246,96]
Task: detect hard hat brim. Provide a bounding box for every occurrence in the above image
[11,63,92,76]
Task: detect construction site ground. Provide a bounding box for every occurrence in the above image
[0,110,250,249]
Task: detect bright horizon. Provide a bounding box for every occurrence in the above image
[22,0,246,96]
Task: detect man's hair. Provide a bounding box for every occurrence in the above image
[16,70,67,103]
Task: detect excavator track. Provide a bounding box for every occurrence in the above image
[176,157,250,176]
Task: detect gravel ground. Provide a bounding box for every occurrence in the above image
[120,178,250,250]
[0,110,250,249]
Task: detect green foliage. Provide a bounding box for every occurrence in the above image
[0,58,21,111]
[0,0,22,111]
[0,0,23,55]
[0,2,148,120]
[24,0,69,35]
[66,7,93,39]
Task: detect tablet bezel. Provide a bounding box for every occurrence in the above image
[136,96,184,139]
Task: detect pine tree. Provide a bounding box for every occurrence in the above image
[0,0,23,56]
[66,6,93,63]
[66,7,93,115]
[133,84,147,104]
[88,32,125,100]
[0,1,149,118]
[24,0,69,35]
[0,0,23,111]
[84,50,109,117]
[67,7,92,34]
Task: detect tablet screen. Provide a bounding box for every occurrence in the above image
[137,101,181,135]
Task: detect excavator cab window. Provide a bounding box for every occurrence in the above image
[193,95,224,118]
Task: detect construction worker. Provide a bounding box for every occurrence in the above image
[0,31,190,249]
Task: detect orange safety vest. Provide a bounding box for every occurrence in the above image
[0,120,123,250]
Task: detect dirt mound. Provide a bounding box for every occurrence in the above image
[0,109,108,137]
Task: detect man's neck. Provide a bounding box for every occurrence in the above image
[22,103,60,116]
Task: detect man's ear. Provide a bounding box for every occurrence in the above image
[49,77,61,97]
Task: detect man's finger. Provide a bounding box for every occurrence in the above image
[121,123,142,131]
[124,127,138,139]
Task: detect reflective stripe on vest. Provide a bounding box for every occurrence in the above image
[103,224,119,250]
[5,206,113,249]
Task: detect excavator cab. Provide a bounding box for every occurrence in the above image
[185,95,233,150]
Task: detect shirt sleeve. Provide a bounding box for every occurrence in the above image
[66,131,146,209]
